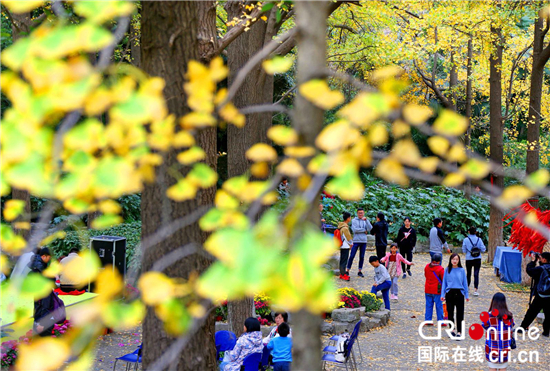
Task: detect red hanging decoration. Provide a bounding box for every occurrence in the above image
[503,202,550,257]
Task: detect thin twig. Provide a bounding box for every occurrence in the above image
[240,104,290,116]
[274,85,297,105]
[325,68,375,92]
[97,17,131,69]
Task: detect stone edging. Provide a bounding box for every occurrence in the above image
[321,307,391,335]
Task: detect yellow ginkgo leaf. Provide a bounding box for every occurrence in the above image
[209,56,229,82]
[3,199,25,221]
[403,104,433,126]
[277,158,304,177]
[371,65,404,81]
[215,190,240,210]
[173,131,195,148]
[246,143,277,162]
[369,122,389,147]
[180,112,216,129]
[138,272,175,305]
[442,173,466,187]
[459,159,491,180]
[267,126,298,146]
[16,338,70,371]
[447,143,468,163]
[95,268,123,299]
[392,139,421,166]
[433,110,468,136]
[98,200,121,215]
[525,169,550,191]
[250,162,270,178]
[2,0,43,13]
[427,136,450,156]
[166,179,198,201]
[262,56,293,75]
[338,92,390,128]
[316,120,352,152]
[418,157,439,173]
[177,146,206,165]
[375,157,409,186]
[392,120,410,138]
[219,103,245,128]
[284,146,316,158]
[497,185,534,209]
[299,79,344,110]
[62,250,101,286]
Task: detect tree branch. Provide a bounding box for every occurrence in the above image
[331,24,358,34]
[414,62,454,109]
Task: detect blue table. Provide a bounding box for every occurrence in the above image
[493,246,522,283]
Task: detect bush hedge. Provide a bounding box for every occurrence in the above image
[320,183,491,246]
[46,222,141,268]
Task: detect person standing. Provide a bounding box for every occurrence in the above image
[441,253,469,339]
[424,254,445,325]
[337,212,352,281]
[430,218,451,259]
[519,252,550,338]
[397,217,417,279]
[462,227,486,296]
[347,208,372,277]
[482,293,515,370]
[371,212,389,260]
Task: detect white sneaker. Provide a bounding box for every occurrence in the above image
[474,291,479,296]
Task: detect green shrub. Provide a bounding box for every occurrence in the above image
[359,290,383,312]
[47,222,141,267]
[320,183,490,246]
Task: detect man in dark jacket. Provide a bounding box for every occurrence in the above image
[29,247,51,274]
[371,212,389,259]
[520,252,550,338]
[28,247,56,336]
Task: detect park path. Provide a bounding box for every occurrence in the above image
[331,252,549,371]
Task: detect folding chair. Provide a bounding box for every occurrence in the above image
[113,344,142,371]
[325,320,363,364]
[215,330,237,361]
[241,352,262,371]
[322,334,357,371]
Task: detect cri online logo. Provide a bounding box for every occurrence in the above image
[419,309,541,341]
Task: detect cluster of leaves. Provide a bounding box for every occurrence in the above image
[334,288,382,312]
[320,182,490,245]
[254,292,272,320]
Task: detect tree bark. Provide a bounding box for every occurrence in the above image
[526,11,550,202]
[140,2,216,370]
[129,12,141,68]
[488,25,504,263]
[291,1,329,370]
[464,36,473,198]
[449,48,458,111]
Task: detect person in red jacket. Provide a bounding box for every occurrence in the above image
[425,253,445,324]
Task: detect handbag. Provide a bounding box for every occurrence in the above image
[510,336,517,349]
[50,291,67,324]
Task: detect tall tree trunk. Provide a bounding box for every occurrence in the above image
[224,1,275,335]
[526,11,550,206]
[10,12,33,240]
[140,2,216,369]
[449,48,458,111]
[291,1,329,370]
[488,25,504,263]
[129,12,141,68]
[464,36,474,198]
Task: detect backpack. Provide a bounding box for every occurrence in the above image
[537,265,550,298]
[467,237,481,258]
[334,332,350,362]
[334,228,343,248]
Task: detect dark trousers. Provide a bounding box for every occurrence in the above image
[520,294,550,336]
[339,249,350,276]
[400,247,413,273]
[347,243,366,271]
[371,280,392,310]
[465,259,481,289]
[375,244,386,260]
[273,362,291,371]
[446,289,465,334]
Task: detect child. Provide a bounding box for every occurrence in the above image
[267,322,292,371]
[337,212,353,281]
[381,243,414,300]
[369,255,392,310]
[482,293,514,370]
[441,253,469,338]
[424,253,445,324]
[220,317,263,371]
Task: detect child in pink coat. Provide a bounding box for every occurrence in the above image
[381,243,414,300]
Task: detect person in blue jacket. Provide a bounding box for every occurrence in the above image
[267,322,292,371]
[441,253,469,339]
